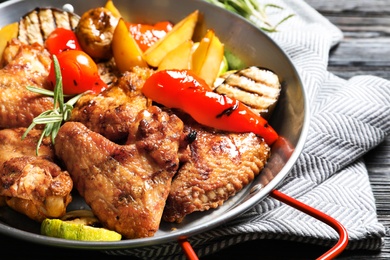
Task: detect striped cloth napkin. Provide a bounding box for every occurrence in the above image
[107,0,390,258]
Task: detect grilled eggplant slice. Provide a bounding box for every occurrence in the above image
[214,66,281,119]
[18,7,80,45]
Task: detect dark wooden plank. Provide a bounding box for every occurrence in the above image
[306,0,390,80]
[305,0,390,14]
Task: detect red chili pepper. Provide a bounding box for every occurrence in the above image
[142,70,279,145]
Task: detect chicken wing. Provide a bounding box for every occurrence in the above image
[55,105,184,238]
[163,117,271,223]
[0,39,53,129]
[0,156,73,222]
[0,128,72,222]
[70,66,154,142]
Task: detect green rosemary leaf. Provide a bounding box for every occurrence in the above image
[32,113,63,123]
[67,91,91,106]
[273,13,295,29]
[44,123,54,137]
[264,3,284,10]
[52,55,64,113]
[35,128,47,155]
[21,122,37,140]
[25,86,55,96]
[50,121,62,143]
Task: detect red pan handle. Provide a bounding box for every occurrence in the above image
[270,189,349,259]
[179,189,348,260]
[179,237,199,260]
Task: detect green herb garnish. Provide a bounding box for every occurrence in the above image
[22,55,88,155]
[204,0,294,32]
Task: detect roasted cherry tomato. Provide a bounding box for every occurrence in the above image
[48,50,107,95]
[142,70,279,145]
[127,21,173,51]
[45,28,82,55]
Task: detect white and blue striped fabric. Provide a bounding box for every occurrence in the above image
[106,0,390,258]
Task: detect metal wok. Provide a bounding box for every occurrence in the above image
[0,0,346,258]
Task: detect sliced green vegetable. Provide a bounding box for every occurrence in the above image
[224,50,246,70]
[41,210,122,241]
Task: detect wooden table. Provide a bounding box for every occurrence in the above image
[0,0,389,259]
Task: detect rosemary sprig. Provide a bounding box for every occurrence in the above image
[204,0,294,32]
[22,55,88,155]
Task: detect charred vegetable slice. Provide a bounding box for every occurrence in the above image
[214,66,281,118]
[41,210,122,241]
[18,7,80,45]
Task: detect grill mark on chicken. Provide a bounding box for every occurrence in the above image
[55,106,185,238]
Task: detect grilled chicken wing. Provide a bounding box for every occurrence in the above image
[55,106,184,238]
[163,117,271,223]
[0,39,53,129]
[0,128,72,222]
[70,66,154,142]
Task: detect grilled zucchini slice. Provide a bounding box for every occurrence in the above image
[214,66,281,119]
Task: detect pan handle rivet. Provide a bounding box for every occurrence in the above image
[63,4,74,13]
[250,184,263,194]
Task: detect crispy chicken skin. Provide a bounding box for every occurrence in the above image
[55,106,184,238]
[0,128,72,222]
[0,127,54,165]
[0,156,73,222]
[163,118,271,223]
[70,67,154,142]
[0,39,53,129]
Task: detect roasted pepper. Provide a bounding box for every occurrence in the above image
[142,69,279,145]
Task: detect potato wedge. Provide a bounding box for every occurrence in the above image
[112,18,148,73]
[158,40,194,71]
[105,0,122,19]
[0,22,18,65]
[192,29,224,87]
[143,10,199,67]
